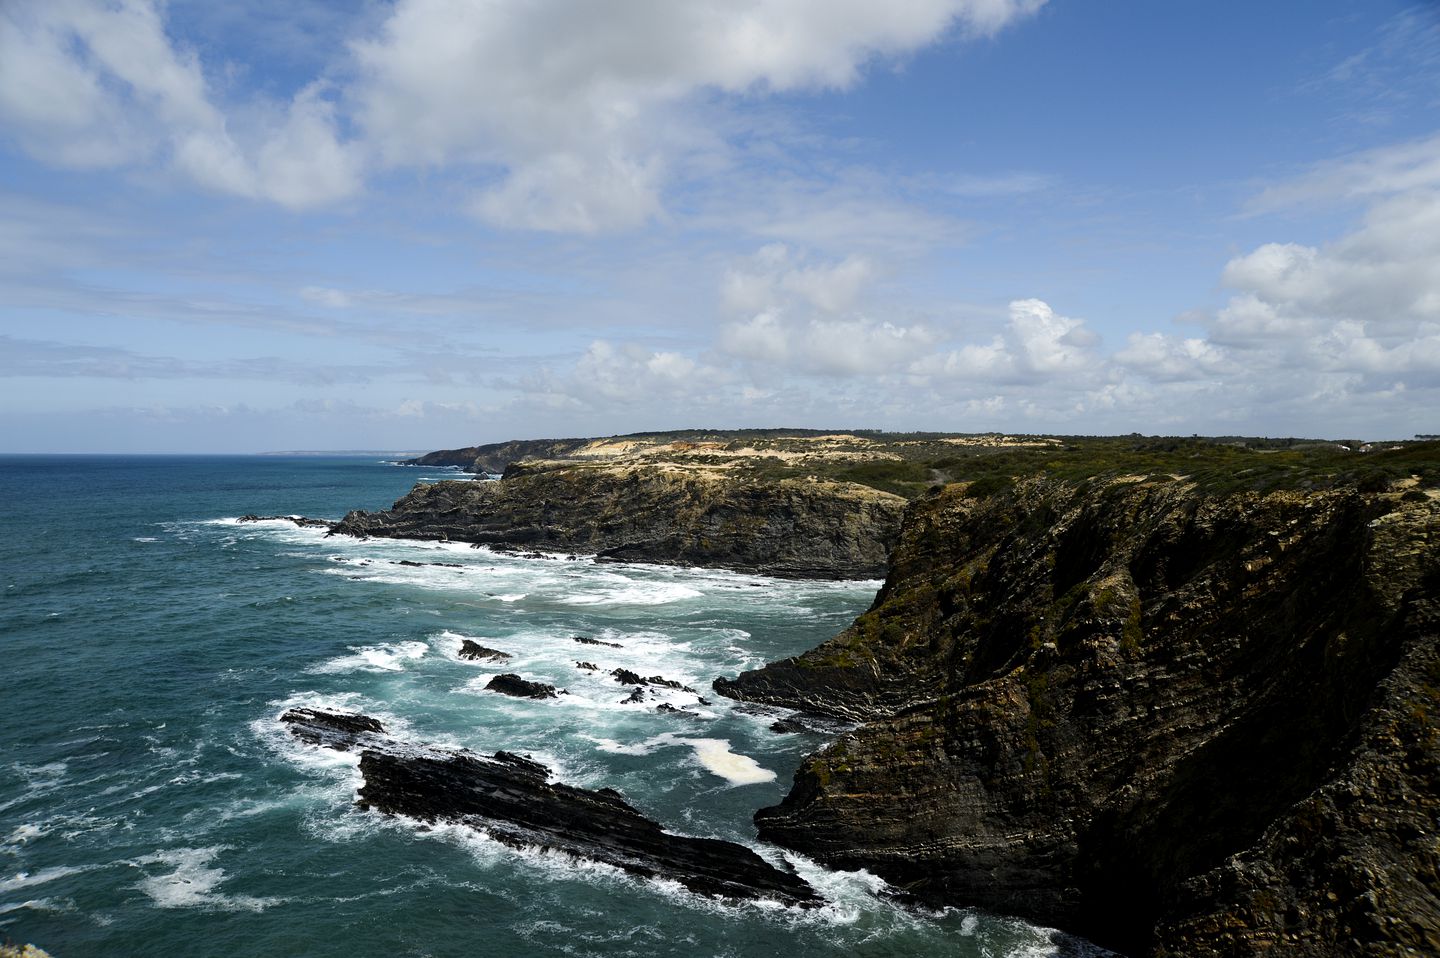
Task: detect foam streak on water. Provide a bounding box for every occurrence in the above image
[0,456,1111,958]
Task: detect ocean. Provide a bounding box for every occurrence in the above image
[0,455,1104,957]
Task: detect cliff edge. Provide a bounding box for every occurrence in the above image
[719,473,1440,956]
[335,459,905,580]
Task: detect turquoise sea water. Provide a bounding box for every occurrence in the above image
[0,456,1105,957]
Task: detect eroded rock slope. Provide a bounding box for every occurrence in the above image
[718,477,1440,956]
[335,460,905,579]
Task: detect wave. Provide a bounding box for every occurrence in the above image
[309,640,430,674]
[0,865,88,894]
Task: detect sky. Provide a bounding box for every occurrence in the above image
[1,0,1438,452]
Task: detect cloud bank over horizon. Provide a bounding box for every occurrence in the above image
[0,0,1437,451]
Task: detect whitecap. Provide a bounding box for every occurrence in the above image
[3,823,45,847]
[560,581,704,606]
[310,640,429,674]
[132,846,281,912]
[0,865,86,893]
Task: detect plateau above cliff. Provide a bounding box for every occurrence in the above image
[716,445,1440,956]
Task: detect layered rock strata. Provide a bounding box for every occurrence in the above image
[717,478,1439,956]
[278,708,820,907]
[334,461,904,580]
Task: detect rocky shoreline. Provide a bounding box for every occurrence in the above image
[279,707,822,908]
[270,433,1440,955]
[328,460,905,580]
[715,477,1440,956]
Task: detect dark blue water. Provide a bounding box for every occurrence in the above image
[0,456,1103,957]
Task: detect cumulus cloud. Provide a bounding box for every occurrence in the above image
[523,340,734,408]
[915,298,1101,382]
[717,245,939,374]
[0,0,1045,227]
[0,1,360,208]
[1202,136,1440,401]
[1113,332,1226,382]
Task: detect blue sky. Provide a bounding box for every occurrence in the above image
[1,0,1438,452]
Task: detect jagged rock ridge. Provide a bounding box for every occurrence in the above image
[717,477,1440,956]
[278,708,820,907]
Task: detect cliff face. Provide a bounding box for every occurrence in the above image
[718,477,1439,956]
[335,461,906,580]
[406,438,591,474]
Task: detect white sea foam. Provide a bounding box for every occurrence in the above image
[585,734,773,785]
[559,581,704,606]
[0,865,86,893]
[310,640,429,674]
[672,737,775,785]
[132,846,281,912]
[3,823,46,847]
[0,762,70,815]
[133,536,160,542]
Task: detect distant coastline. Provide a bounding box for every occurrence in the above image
[256,450,429,457]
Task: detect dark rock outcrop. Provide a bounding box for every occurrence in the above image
[719,478,1440,956]
[332,462,904,580]
[279,708,386,749]
[238,514,333,529]
[404,438,592,475]
[485,674,561,699]
[279,707,819,907]
[457,640,510,661]
[575,636,622,648]
[611,668,696,693]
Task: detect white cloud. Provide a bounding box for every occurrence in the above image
[1114,332,1226,382]
[916,298,1100,382]
[721,244,872,314]
[0,1,358,209]
[1251,133,1440,211]
[529,340,733,407]
[720,311,792,362]
[1205,138,1440,397]
[1,0,1047,228]
[717,245,937,375]
[803,317,938,375]
[300,286,353,309]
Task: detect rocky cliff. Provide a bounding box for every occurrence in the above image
[405,438,592,474]
[717,475,1440,956]
[335,460,905,579]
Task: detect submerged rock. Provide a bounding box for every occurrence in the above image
[485,674,561,699]
[280,707,819,907]
[457,640,511,661]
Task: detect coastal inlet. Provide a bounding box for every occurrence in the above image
[0,456,1104,958]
